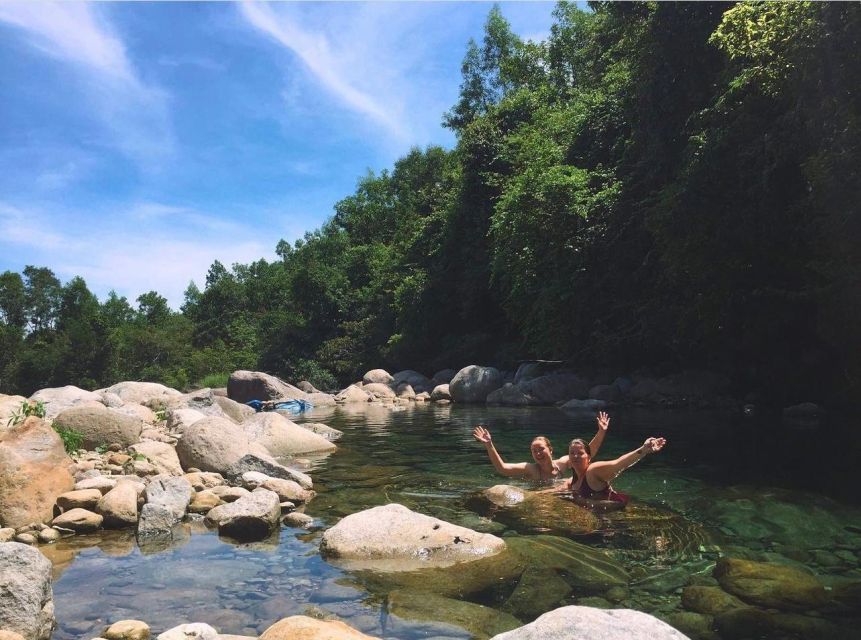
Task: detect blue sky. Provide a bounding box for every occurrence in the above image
[0,1,556,308]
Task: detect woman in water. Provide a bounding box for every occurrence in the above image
[567,432,666,508]
[472,411,610,483]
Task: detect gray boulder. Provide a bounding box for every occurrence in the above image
[334,384,374,403]
[488,606,690,640]
[521,373,590,404]
[29,385,102,418]
[240,412,336,457]
[52,405,144,449]
[102,381,182,407]
[227,370,308,404]
[0,542,55,640]
[174,416,253,474]
[449,366,504,403]
[227,453,313,489]
[205,488,280,540]
[363,383,396,399]
[430,384,451,401]
[144,475,193,522]
[296,422,343,442]
[362,369,394,385]
[487,383,535,406]
[392,370,434,393]
[320,503,506,571]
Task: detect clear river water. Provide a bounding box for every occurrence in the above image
[43,403,861,639]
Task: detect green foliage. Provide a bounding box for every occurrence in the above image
[6,400,46,427]
[53,425,84,454]
[197,372,230,389]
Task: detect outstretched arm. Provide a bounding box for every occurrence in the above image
[473,426,530,478]
[554,411,611,468]
[589,437,666,484]
[588,411,610,458]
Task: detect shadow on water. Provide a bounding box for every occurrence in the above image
[49,403,861,639]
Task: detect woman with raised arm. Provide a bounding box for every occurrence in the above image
[567,434,667,508]
[472,411,611,484]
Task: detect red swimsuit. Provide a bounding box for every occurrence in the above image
[573,475,629,505]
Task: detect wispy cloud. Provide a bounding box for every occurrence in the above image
[0,202,64,249]
[239,1,414,143]
[0,2,173,167]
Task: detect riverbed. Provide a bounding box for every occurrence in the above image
[45,403,861,639]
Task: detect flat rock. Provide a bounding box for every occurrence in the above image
[320,503,506,572]
[296,422,343,442]
[261,477,314,503]
[0,416,74,527]
[205,488,281,540]
[240,412,336,457]
[506,535,629,589]
[388,590,521,639]
[260,616,379,640]
[104,620,150,640]
[227,453,313,489]
[52,507,102,532]
[73,477,117,494]
[488,605,690,640]
[0,542,55,640]
[57,488,103,511]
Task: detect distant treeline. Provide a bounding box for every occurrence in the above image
[1,2,858,406]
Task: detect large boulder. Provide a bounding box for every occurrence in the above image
[334,385,373,403]
[362,383,396,399]
[260,616,379,640]
[129,441,183,476]
[714,557,828,611]
[28,386,102,418]
[96,480,139,528]
[488,605,690,640]
[205,488,280,540]
[227,370,308,404]
[214,395,256,423]
[320,503,506,571]
[362,369,393,386]
[430,384,451,402]
[52,405,144,449]
[227,453,313,489]
[392,370,434,393]
[0,542,55,640]
[449,366,504,404]
[174,416,253,474]
[0,416,74,527]
[181,388,235,422]
[240,413,336,457]
[102,381,182,407]
[486,384,535,406]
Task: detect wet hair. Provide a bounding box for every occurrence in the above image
[531,436,553,454]
[568,438,591,457]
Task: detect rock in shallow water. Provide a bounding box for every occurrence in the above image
[320,503,506,571]
[388,590,521,639]
[714,557,828,611]
[205,488,281,540]
[488,605,689,640]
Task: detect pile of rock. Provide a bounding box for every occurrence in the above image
[0,380,338,544]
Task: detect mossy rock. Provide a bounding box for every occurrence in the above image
[388,590,521,640]
[506,535,629,590]
[681,585,747,616]
[353,545,527,599]
[714,557,828,611]
[466,486,599,536]
[501,566,572,621]
[663,611,719,640]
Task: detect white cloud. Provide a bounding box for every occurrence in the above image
[0,202,64,249]
[238,2,433,144]
[0,2,173,166]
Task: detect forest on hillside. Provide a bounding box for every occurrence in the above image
[1,2,858,407]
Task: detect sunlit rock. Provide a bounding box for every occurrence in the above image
[0,542,55,640]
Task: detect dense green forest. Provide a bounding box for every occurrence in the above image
[1,2,858,407]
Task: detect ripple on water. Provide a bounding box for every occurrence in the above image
[49,404,861,640]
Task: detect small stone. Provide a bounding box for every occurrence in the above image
[282,512,313,528]
[52,507,103,532]
[156,622,218,640]
[13,533,37,545]
[0,527,15,542]
[37,528,61,543]
[188,490,223,514]
[104,619,150,640]
[107,453,131,466]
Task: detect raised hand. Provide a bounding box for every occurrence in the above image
[473,425,492,444]
[597,411,610,431]
[643,437,666,454]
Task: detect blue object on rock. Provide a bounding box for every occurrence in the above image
[245,399,312,414]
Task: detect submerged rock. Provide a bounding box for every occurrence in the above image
[502,566,573,620]
[388,590,521,639]
[295,422,343,442]
[52,507,103,532]
[0,542,55,640]
[467,485,599,536]
[488,605,689,640]
[714,557,828,611]
[320,503,506,571]
[506,535,629,589]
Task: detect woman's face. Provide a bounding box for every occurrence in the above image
[568,441,590,472]
[530,439,552,464]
